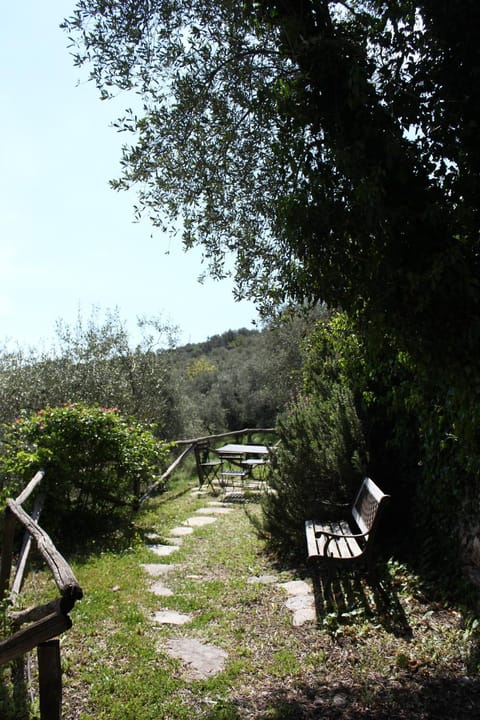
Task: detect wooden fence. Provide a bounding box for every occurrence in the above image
[0,429,274,716]
[0,470,83,720]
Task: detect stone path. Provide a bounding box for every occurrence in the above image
[141,492,315,679]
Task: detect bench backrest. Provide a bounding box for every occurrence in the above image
[351,477,389,537]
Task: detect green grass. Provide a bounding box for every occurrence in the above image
[2,472,479,719]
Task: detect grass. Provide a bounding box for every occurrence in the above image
[1,471,480,719]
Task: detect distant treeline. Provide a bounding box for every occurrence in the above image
[0,306,325,440]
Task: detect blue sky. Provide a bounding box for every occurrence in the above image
[0,1,258,350]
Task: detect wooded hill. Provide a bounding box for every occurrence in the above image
[0,306,323,441]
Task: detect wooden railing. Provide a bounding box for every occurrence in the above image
[0,470,83,720]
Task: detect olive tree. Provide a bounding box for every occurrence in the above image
[0,308,182,438]
[62,1,480,366]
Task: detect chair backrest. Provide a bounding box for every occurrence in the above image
[194,441,211,464]
[352,477,389,537]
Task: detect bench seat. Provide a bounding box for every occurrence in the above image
[305,477,388,567]
[305,519,367,561]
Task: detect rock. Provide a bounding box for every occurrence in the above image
[184,516,217,527]
[165,638,227,679]
[152,610,191,625]
[148,544,180,556]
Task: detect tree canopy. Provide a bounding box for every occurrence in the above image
[63,1,480,366]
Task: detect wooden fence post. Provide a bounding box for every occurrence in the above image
[38,639,62,720]
[0,507,16,600]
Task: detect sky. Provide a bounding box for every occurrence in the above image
[0,1,258,351]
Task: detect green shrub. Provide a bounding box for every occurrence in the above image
[0,403,171,540]
[262,367,367,560]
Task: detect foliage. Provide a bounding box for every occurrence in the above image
[0,307,182,438]
[296,313,480,587]
[262,319,367,559]
[0,307,314,442]
[173,307,322,436]
[0,403,170,539]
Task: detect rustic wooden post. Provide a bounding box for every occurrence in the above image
[0,506,16,599]
[11,492,45,600]
[38,639,62,720]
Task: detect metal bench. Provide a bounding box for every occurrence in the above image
[305,477,389,569]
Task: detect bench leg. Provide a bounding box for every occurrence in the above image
[309,563,337,618]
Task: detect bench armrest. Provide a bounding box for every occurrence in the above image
[314,528,368,540]
[317,500,350,510]
[305,519,369,559]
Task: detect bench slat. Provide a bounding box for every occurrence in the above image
[329,521,363,559]
[305,519,319,558]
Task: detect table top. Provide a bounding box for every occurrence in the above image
[215,443,271,456]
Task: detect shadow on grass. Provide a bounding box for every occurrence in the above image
[310,563,412,638]
[220,674,480,719]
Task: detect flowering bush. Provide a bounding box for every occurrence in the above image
[0,403,171,538]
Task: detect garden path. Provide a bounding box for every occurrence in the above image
[140,487,315,679]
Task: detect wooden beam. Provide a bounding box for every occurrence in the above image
[15,469,45,506]
[11,492,46,600]
[0,507,16,600]
[0,612,71,666]
[7,499,82,602]
[139,443,195,503]
[10,598,62,629]
[174,428,276,446]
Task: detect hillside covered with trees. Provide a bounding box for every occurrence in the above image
[0,305,321,441]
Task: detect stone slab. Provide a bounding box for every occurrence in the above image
[184,516,217,527]
[292,606,316,626]
[149,544,180,556]
[247,575,278,585]
[145,532,162,542]
[165,637,228,679]
[195,506,232,515]
[141,563,176,576]
[284,592,316,626]
[153,610,191,625]
[285,594,315,611]
[149,581,174,597]
[279,580,312,596]
[170,526,194,537]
